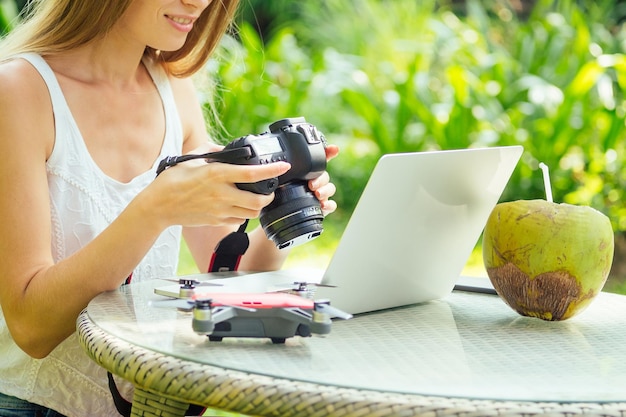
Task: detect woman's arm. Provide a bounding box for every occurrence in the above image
[0,62,289,358]
[0,60,166,358]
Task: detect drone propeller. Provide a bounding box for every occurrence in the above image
[161,277,224,299]
[270,281,336,295]
[150,298,195,310]
[292,281,336,290]
[150,297,257,313]
[163,278,223,288]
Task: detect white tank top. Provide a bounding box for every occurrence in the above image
[0,53,184,416]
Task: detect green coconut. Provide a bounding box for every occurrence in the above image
[482,199,614,321]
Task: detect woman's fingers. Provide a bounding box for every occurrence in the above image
[325,144,340,161]
[219,161,291,185]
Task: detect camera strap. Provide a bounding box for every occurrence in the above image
[155,147,253,175]
[208,219,250,272]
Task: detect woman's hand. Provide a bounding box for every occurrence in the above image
[147,158,291,229]
[309,144,340,216]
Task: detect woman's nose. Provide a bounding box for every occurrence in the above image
[181,0,211,10]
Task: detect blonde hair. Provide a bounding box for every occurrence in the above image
[0,0,240,77]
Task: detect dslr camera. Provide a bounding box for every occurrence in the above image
[157,117,328,249]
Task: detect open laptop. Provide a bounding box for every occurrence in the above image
[155,145,523,314]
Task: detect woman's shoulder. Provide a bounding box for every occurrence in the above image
[0,56,42,83]
[0,56,55,155]
[0,57,51,109]
[167,72,211,149]
[167,71,197,96]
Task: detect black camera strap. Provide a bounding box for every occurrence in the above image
[155,147,253,176]
[208,219,250,272]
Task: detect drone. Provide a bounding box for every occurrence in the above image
[154,282,352,344]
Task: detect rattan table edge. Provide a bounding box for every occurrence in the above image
[77,309,626,417]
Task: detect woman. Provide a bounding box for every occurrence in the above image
[0,0,339,415]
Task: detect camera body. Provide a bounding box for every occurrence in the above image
[217,117,328,249]
[220,117,328,195]
[155,117,329,249]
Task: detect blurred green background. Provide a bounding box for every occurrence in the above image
[3,0,625,291]
[209,0,626,292]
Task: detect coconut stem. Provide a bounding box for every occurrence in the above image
[539,162,553,203]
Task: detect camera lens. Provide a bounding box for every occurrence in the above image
[260,181,324,250]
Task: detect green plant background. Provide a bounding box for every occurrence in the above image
[197,0,626,291]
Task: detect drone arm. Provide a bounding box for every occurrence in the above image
[275,307,312,327]
[210,306,241,323]
[272,307,331,336]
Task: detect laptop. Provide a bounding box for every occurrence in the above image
[155,145,523,315]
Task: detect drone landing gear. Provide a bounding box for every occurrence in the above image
[203,317,314,344]
[208,335,287,344]
[269,324,310,344]
[208,336,297,344]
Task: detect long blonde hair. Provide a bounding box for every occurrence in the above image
[0,0,240,77]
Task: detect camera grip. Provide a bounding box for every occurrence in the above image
[237,178,279,195]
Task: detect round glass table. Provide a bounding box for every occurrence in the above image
[78,278,626,416]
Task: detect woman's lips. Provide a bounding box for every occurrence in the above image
[166,15,195,32]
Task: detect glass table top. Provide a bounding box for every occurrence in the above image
[86,279,626,403]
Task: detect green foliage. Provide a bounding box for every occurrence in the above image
[199,22,370,224]
[236,0,300,40]
[201,23,318,139]
[205,0,626,234]
[0,0,18,35]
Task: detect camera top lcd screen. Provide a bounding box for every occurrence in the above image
[253,137,283,156]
